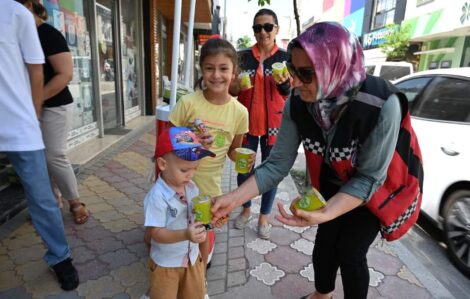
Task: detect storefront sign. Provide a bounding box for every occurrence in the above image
[429,61,439,69]
[362,26,396,49]
[440,60,452,68]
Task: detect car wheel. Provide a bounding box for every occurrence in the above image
[443,190,470,278]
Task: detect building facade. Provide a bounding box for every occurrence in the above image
[403,0,470,70]
[39,0,147,148]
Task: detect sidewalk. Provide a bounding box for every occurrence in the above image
[0,125,447,299]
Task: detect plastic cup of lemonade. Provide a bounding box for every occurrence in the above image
[239,72,252,90]
[294,187,326,211]
[235,148,255,174]
[272,62,287,83]
[192,196,212,224]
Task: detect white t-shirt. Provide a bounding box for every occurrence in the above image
[0,1,45,152]
[143,176,200,267]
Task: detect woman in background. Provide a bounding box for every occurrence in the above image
[18,0,89,224]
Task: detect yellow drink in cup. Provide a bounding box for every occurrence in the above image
[272,62,287,83]
[192,196,212,224]
[295,187,326,211]
[235,148,255,174]
[239,72,252,90]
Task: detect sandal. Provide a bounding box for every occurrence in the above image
[69,202,89,225]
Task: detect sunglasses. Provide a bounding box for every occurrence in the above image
[286,61,316,84]
[252,23,277,33]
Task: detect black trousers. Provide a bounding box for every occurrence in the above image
[312,206,380,299]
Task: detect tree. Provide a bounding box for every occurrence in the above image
[237,35,253,49]
[379,23,411,61]
[249,0,300,35]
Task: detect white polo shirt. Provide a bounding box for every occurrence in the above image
[144,176,200,267]
[0,0,45,152]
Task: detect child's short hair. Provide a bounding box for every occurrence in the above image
[155,127,215,161]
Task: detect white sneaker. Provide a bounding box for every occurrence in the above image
[258,223,271,239]
[234,213,251,229]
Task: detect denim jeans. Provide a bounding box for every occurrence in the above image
[5,150,71,266]
[237,134,277,215]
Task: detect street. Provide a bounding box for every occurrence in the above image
[401,217,470,298]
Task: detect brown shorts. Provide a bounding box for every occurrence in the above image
[149,255,206,299]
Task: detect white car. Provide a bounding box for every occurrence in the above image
[394,68,470,278]
[365,61,414,81]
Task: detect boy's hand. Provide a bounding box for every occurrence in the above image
[187,222,207,243]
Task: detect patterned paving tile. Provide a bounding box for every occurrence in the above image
[249,262,285,286]
[290,238,314,255]
[369,267,385,287]
[377,276,431,298]
[397,265,423,287]
[275,191,291,202]
[265,246,311,273]
[299,263,315,282]
[271,273,316,299]
[113,151,151,176]
[246,238,277,255]
[283,224,310,234]
[77,275,125,299]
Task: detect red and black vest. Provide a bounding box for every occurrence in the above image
[291,75,424,241]
[237,47,289,145]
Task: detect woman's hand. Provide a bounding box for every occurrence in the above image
[275,202,330,227]
[274,72,290,85]
[211,194,238,223]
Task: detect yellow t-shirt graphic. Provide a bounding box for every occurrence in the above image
[169,90,249,196]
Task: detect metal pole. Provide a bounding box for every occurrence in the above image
[184,0,196,88]
[170,0,183,109]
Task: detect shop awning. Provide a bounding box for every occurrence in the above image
[157,0,212,23]
[413,47,455,55]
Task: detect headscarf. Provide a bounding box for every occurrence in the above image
[288,22,366,129]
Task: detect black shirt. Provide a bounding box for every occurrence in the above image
[37,23,73,107]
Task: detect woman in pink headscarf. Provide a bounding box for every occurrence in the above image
[211,22,414,299]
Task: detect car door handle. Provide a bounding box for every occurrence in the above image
[441,147,459,156]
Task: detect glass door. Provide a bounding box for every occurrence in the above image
[96,0,120,131]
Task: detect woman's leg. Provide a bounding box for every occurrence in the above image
[258,135,277,225]
[312,216,342,295]
[337,207,379,299]
[41,104,87,223]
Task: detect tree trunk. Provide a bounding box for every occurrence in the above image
[294,0,300,35]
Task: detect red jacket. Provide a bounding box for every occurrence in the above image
[237,46,290,145]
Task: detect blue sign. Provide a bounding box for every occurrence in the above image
[362,26,397,49]
[342,8,364,37]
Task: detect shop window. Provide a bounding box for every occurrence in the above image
[121,0,141,121]
[42,0,97,140]
[372,0,396,30]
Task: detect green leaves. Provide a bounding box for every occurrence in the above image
[237,35,253,49]
[248,0,271,6]
[379,23,411,61]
